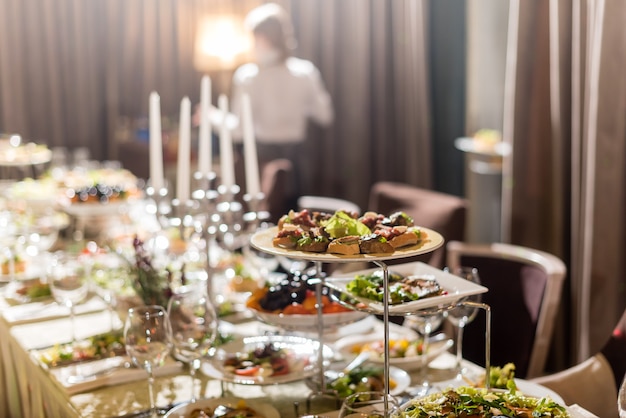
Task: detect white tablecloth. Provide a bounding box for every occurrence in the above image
[0,289,599,418]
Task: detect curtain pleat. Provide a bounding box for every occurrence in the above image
[504,0,626,367]
[0,0,432,208]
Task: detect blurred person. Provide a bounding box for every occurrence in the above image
[230,2,333,205]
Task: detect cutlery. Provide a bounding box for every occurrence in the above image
[65,358,132,384]
[325,350,371,383]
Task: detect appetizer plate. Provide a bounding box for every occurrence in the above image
[334,333,454,371]
[61,200,131,217]
[325,261,488,315]
[0,261,45,283]
[430,376,565,405]
[249,226,444,263]
[202,335,333,385]
[164,397,280,418]
[306,365,411,398]
[248,307,370,332]
[398,386,569,417]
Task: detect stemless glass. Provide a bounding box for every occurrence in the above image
[447,267,482,377]
[48,252,89,346]
[124,305,173,418]
[167,284,218,403]
[338,391,399,418]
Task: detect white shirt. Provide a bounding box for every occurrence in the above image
[231,57,333,144]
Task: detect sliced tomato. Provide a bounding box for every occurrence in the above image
[234,365,261,376]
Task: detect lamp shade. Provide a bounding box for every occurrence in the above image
[194,15,252,72]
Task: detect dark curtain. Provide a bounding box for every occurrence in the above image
[289,0,434,207]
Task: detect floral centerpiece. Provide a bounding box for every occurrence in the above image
[130,236,175,307]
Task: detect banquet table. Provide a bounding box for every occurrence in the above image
[0,283,600,418]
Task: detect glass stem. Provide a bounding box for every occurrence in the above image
[69,303,77,347]
[455,321,465,375]
[190,358,199,403]
[417,324,432,394]
[147,368,157,418]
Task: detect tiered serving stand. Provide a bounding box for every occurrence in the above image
[249,227,492,416]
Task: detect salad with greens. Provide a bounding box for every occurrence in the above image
[346,270,444,304]
[399,386,569,417]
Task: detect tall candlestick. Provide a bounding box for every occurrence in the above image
[177,96,191,202]
[218,94,235,189]
[149,91,164,190]
[198,75,212,175]
[241,93,261,196]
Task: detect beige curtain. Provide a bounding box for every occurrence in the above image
[0,0,432,209]
[500,0,626,365]
[0,0,107,154]
[0,0,263,160]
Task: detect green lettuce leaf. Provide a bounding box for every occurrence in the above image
[321,211,371,238]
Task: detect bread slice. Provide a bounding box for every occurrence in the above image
[359,234,394,254]
[327,235,361,255]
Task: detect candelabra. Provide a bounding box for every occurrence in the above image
[145,173,270,305]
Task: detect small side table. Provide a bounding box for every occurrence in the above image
[454,137,511,243]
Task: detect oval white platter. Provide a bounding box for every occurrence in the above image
[163,397,280,418]
[249,226,444,263]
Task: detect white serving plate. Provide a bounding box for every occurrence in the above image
[249,307,370,332]
[249,226,444,263]
[0,260,45,283]
[308,365,411,398]
[404,379,566,410]
[61,200,130,217]
[164,397,280,418]
[325,261,489,315]
[202,335,333,385]
[334,333,454,371]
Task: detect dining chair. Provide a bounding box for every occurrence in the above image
[259,158,294,225]
[297,195,361,215]
[529,308,626,418]
[368,182,468,269]
[446,240,567,379]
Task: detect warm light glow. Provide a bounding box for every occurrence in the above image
[194,15,252,72]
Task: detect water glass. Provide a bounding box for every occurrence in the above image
[48,252,89,346]
[124,305,173,418]
[167,284,218,403]
[447,266,482,376]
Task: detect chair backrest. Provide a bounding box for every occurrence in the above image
[446,240,566,378]
[297,195,361,215]
[368,182,468,269]
[260,158,293,224]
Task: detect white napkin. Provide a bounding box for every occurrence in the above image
[2,295,108,324]
[49,356,183,395]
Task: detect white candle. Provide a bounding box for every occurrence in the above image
[241,93,261,196]
[149,91,164,190]
[198,75,212,175]
[176,96,191,202]
[218,94,235,189]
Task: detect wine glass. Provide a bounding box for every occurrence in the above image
[242,241,279,279]
[447,267,482,378]
[48,252,89,347]
[124,305,173,418]
[404,309,446,395]
[90,252,128,331]
[167,284,218,403]
[338,391,399,418]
